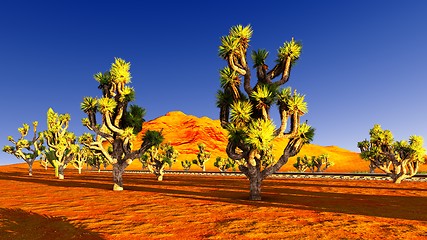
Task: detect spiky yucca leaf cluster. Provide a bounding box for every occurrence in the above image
[219,24,253,59]
[81,97,97,113]
[276,87,308,115]
[110,58,132,84]
[230,100,253,126]
[98,97,117,114]
[142,130,164,148]
[245,119,275,151]
[251,49,269,68]
[298,122,315,144]
[278,38,302,62]
[251,85,275,107]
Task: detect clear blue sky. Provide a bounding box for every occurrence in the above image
[1,0,427,165]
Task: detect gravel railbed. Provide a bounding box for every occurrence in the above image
[92,170,427,182]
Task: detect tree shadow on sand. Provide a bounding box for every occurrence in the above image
[2,169,427,222]
[0,208,104,240]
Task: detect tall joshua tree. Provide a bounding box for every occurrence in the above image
[3,121,44,176]
[217,25,314,200]
[81,58,163,191]
[44,108,78,179]
[358,124,425,183]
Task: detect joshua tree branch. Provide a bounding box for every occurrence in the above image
[243,66,253,95]
[228,53,246,75]
[266,56,292,86]
[104,112,125,135]
[274,57,292,86]
[90,141,113,164]
[226,142,246,160]
[262,138,303,178]
[86,120,113,141]
[275,108,289,137]
[114,101,126,127]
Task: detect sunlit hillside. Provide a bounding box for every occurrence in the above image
[132,111,426,173]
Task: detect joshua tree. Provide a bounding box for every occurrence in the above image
[43,108,79,179]
[214,157,236,172]
[293,155,311,172]
[85,153,107,172]
[71,138,93,174]
[216,25,314,200]
[141,143,179,181]
[192,143,211,171]
[3,121,44,176]
[81,58,163,190]
[139,157,149,170]
[368,162,377,173]
[309,154,333,172]
[39,158,49,170]
[181,160,192,171]
[358,124,426,183]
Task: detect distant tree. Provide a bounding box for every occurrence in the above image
[216,25,314,200]
[192,143,211,171]
[309,154,333,172]
[41,149,56,171]
[293,154,333,173]
[71,147,85,174]
[43,108,79,179]
[141,143,179,181]
[3,121,44,176]
[293,155,310,172]
[138,157,149,170]
[71,136,96,174]
[367,162,377,173]
[81,58,163,190]
[86,154,107,172]
[181,160,192,171]
[358,124,426,183]
[214,157,235,172]
[39,158,49,170]
[79,133,99,172]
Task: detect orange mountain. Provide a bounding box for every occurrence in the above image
[134,111,426,173]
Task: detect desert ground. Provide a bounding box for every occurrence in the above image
[1,163,427,239]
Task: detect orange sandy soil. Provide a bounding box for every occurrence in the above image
[1,164,427,239]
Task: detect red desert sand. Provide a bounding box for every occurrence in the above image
[1,163,427,239]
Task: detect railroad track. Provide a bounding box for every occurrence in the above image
[93,170,427,182]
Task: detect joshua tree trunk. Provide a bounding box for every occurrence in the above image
[157,174,163,181]
[249,173,263,201]
[113,162,128,191]
[202,165,206,172]
[27,160,34,176]
[369,162,376,173]
[39,159,49,170]
[53,160,59,178]
[58,165,65,179]
[393,175,405,184]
